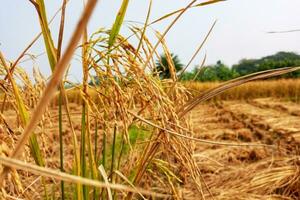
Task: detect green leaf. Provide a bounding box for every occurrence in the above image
[34,0,58,71]
[108,0,130,48]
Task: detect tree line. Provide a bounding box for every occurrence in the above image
[156,51,300,82]
[89,51,300,86]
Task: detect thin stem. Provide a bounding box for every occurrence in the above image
[58,91,65,200]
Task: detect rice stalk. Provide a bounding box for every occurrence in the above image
[150,0,226,24]
[57,1,67,199]
[0,52,50,199]
[80,16,89,200]
[134,0,152,61]
[3,1,68,80]
[0,52,45,167]
[178,20,216,80]
[192,53,207,81]
[0,155,171,198]
[0,0,98,186]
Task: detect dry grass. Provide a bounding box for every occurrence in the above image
[184,78,300,101]
[185,101,300,200]
[32,78,300,107]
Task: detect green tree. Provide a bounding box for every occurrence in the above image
[155,53,184,79]
[181,51,300,82]
[196,61,238,82]
[214,60,235,81]
[200,66,218,81]
[233,52,300,78]
[232,59,258,76]
[181,71,194,81]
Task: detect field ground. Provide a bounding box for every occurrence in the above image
[183,98,300,199]
[1,97,300,199]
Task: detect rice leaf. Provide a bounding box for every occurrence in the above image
[32,0,58,71]
[108,0,130,48]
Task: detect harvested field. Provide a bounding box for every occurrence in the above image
[1,98,299,199]
[184,79,300,102]
[183,98,300,199]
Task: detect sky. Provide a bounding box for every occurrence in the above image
[1,0,300,81]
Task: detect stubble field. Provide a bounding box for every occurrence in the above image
[1,97,299,199]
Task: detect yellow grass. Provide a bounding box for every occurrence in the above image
[48,79,300,107]
[183,78,300,101]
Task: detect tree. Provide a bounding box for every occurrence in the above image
[233,52,300,78]
[214,60,235,81]
[195,61,238,82]
[232,59,258,76]
[155,53,184,79]
[200,66,218,81]
[181,51,300,82]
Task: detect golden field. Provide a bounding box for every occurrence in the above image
[183,78,300,101]
[1,80,300,199]
[1,79,300,110]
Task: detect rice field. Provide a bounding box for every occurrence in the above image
[1,96,300,199]
[0,0,300,200]
[183,79,300,102]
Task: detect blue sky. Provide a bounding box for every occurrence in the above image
[1,0,300,81]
